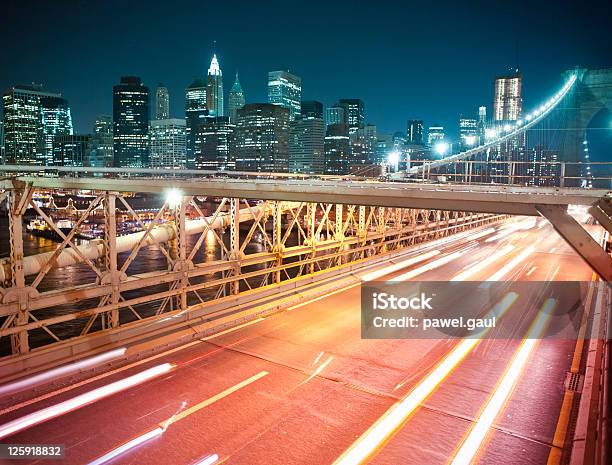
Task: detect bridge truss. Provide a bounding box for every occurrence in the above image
[0,179,503,359]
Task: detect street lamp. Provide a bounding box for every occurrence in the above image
[434,141,449,156]
[387,150,400,172]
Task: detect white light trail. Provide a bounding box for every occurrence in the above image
[450,299,556,465]
[452,245,515,281]
[333,293,519,465]
[0,348,127,397]
[361,250,440,282]
[0,363,173,440]
[392,247,474,281]
[194,455,219,465]
[486,245,536,281]
[87,427,163,465]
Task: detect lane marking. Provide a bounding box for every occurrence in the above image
[160,371,268,429]
[452,245,515,281]
[450,299,556,465]
[87,372,267,465]
[0,363,174,440]
[332,293,519,465]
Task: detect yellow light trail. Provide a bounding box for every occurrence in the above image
[450,298,556,465]
[332,293,519,465]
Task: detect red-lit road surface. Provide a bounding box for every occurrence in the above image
[1,217,599,465]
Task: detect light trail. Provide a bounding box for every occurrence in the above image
[193,455,219,465]
[0,363,173,440]
[0,347,127,397]
[486,245,536,281]
[451,245,515,281]
[450,299,556,465]
[87,427,163,465]
[361,250,440,281]
[332,293,519,465]
[392,246,475,281]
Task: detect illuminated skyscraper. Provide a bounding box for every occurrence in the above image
[86,116,114,168]
[324,123,350,175]
[228,72,245,123]
[325,105,345,127]
[41,95,73,165]
[494,69,522,121]
[459,117,478,149]
[194,116,234,170]
[300,100,323,119]
[338,99,365,135]
[155,85,169,119]
[268,71,301,120]
[52,134,90,167]
[112,76,149,168]
[2,85,72,165]
[185,78,208,168]
[233,103,289,172]
[407,120,424,145]
[149,118,186,169]
[207,54,224,117]
[289,108,325,174]
[0,121,4,163]
[427,126,445,145]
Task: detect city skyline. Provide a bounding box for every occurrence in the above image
[1,0,609,139]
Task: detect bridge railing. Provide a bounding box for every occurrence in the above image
[405,160,612,188]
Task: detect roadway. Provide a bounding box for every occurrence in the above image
[0,216,599,465]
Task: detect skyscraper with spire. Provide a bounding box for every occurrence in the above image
[228,72,245,123]
[207,53,224,117]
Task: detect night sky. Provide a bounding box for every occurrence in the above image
[1,0,610,138]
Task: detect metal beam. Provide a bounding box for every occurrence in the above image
[1,176,609,216]
[536,204,612,282]
[589,205,612,234]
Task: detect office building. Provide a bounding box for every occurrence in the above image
[155,85,169,119]
[407,120,424,145]
[228,72,245,123]
[459,117,478,149]
[41,95,74,165]
[193,116,234,170]
[0,121,4,163]
[2,85,73,165]
[339,99,365,134]
[478,106,487,143]
[52,134,90,167]
[149,118,186,169]
[112,76,149,168]
[233,103,289,172]
[86,116,114,168]
[324,123,350,175]
[351,124,377,167]
[185,78,208,168]
[325,105,345,127]
[494,69,522,121]
[268,71,301,120]
[207,54,224,116]
[301,100,323,119]
[289,113,325,174]
[427,126,445,145]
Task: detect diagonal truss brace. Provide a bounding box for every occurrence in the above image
[536,204,612,282]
